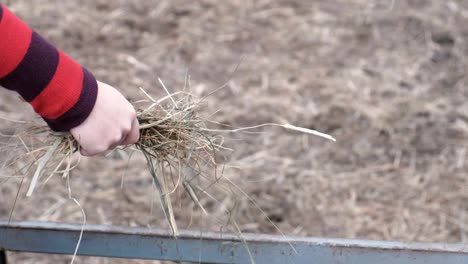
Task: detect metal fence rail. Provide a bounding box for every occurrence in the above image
[0,221,467,263]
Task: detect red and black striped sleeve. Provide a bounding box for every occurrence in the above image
[0,4,98,131]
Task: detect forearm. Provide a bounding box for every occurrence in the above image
[0,4,97,131]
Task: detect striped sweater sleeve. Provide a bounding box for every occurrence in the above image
[0,4,98,131]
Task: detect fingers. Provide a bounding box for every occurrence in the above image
[78,139,106,157]
[122,118,140,145]
[76,118,139,157]
[72,133,93,157]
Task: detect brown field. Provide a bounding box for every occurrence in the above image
[1,0,468,263]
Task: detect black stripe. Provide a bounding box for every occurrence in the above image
[44,68,98,132]
[0,31,59,101]
[0,4,4,23]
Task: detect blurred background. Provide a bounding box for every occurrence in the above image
[1,0,468,263]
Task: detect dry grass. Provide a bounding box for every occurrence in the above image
[12,87,223,237]
[11,79,333,245]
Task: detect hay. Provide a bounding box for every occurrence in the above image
[15,81,334,236]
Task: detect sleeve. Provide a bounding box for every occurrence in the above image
[0,4,98,132]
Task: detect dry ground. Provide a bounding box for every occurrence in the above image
[1,0,468,263]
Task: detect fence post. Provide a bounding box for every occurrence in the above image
[0,249,6,264]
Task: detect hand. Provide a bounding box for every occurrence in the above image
[70,81,139,156]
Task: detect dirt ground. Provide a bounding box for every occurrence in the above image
[1,0,468,263]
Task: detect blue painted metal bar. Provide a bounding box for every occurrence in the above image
[0,221,467,263]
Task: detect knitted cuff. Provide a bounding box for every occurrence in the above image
[43,68,98,132]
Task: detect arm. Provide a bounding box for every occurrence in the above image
[0,4,139,155]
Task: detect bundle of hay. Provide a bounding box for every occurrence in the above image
[15,79,335,235]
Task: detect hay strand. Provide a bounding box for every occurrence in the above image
[26,138,61,197]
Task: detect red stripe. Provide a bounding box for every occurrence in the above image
[30,51,83,119]
[0,5,32,78]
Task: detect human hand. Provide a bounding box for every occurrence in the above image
[70,81,139,156]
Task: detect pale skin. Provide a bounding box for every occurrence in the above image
[70,81,140,156]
